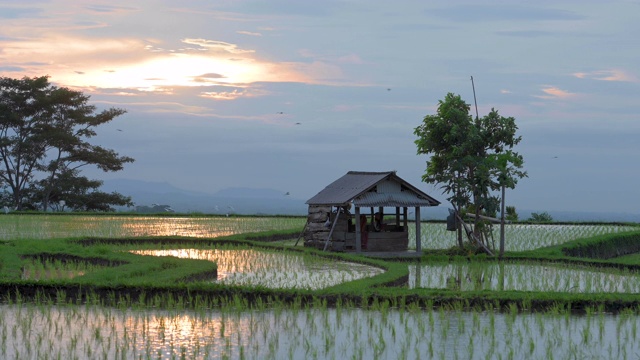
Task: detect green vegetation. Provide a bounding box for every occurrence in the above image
[505,205,518,221]
[2,215,640,359]
[529,211,554,223]
[414,92,527,251]
[0,215,639,310]
[0,76,133,211]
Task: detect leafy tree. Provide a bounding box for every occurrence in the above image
[505,205,519,222]
[27,169,133,212]
[414,92,527,249]
[0,76,134,210]
[529,211,553,223]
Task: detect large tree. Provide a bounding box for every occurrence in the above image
[0,76,134,211]
[27,169,133,212]
[414,93,526,250]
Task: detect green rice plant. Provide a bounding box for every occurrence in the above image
[0,214,305,240]
[408,223,637,251]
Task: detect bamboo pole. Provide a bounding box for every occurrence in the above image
[323,207,342,251]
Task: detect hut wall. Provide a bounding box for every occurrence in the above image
[304,206,331,249]
[343,231,408,251]
[304,205,351,250]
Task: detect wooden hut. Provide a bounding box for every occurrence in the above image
[304,171,440,253]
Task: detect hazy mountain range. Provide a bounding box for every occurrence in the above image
[102,179,639,222]
[102,179,307,215]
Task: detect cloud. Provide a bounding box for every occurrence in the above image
[236,31,262,37]
[534,86,577,100]
[428,5,584,22]
[200,90,242,100]
[200,89,248,100]
[0,34,318,91]
[192,73,227,82]
[182,38,255,55]
[0,6,41,19]
[0,65,25,72]
[573,69,637,82]
[84,4,138,14]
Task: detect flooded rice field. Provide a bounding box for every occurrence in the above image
[2,303,640,360]
[409,262,640,293]
[130,248,385,290]
[0,215,305,240]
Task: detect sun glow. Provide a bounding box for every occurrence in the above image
[1,35,310,93]
[61,54,275,91]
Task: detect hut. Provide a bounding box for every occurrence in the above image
[304,171,440,253]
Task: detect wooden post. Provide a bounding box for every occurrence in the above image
[395,207,400,228]
[294,221,308,247]
[499,185,506,258]
[323,207,341,251]
[370,207,374,224]
[415,206,421,254]
[457,214,463,248]
[355,206,362,253]
[403,207,408,229]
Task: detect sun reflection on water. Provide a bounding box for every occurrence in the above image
[130,248,384,289]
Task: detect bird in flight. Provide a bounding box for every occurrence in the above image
[295,122,301,125]
[276,111,284,114]
[284,192,290,196]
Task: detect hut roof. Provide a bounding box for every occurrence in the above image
[306,171,440,207]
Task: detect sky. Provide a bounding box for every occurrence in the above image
[1,0,639,215]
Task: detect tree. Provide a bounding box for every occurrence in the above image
[414,93,527,251]
[529,211,553,223]
[505,206,519,222]
[27,169,133,212]
[0,76,134,211]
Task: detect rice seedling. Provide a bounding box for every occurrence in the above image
[408,223,636,251]
[130,246,384,290]
[408,261,640,293]
[0,214,305,240]
[3,214,640,359]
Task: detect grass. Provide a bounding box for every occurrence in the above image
[3,215,640,359]
[1,214,640,311]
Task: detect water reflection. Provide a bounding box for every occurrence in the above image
[0,215,305,240]
[21,269,86,281]
[2,303,640,359]
[409,262,640,293]
[131,248,384,289]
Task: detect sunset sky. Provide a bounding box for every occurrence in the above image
[1,0,638,215]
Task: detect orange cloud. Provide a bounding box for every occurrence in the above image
[573,69,637,82]
[0,35,317,93]
[534,86,577,100]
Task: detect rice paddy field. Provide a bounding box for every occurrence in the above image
[1,214,640,359]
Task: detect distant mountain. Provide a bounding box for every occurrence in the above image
[101,179,209,197]
[101,179,307,215]
[100,179,639,222]
[213,187,289,199]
